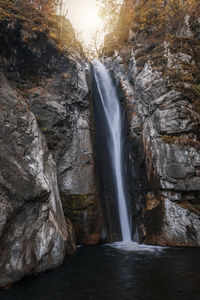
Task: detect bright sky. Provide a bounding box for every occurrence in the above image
[66,0,103,46]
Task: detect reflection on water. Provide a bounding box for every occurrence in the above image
[0,245,200,300]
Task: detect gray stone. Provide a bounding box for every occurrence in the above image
[30,57,102,245]
[0,75,76,288]
[135,62,168,102]
[155,106,197,134]
[105,40,200,246]
[161,191,182,202]
[163,199,200,246]
[192,154,200,167]
[165,163,193,179]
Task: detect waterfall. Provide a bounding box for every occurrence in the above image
[92,59,131,242]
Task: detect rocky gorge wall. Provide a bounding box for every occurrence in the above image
[103,3,200,246]
[28,48,103,246]
[0,0,200,289]
[0,73,75,287]
[0,0,103,287]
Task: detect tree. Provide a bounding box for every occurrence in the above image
[97,0,122,34]
[56,0,68,35]
[27,0,55,14]
[26,0,68,35]
[89,30,104,58]
[134,0,199,38]
[115,0,135,42]
[134,0,167,36]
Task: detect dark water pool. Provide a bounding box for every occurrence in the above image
[0,245,200,300]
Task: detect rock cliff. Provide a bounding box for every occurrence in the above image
[0,73,75,287]
[0,0,102,287]
[102,0,200,246]
[1,0,200,288]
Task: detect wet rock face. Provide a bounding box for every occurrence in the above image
[104,34,200,246]
[0,74,76,288]
[29,59,103,245]
[164,199,200,246]
[0,14,102,287]
[0,16,102,246]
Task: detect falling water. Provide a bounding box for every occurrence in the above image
[92,59,131,242]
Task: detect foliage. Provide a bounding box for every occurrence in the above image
[134,0,199,39]
[113,0,200,113]
[97,0,122,33]
[23,0,68,17]
[0,0,46,25]
[25,0,55,14]
[134,0,166,36]
[115,0,134,42]
[0,0,82,54]
[24,0,68,36]
[86,29,104,59]
[100,0,134,55]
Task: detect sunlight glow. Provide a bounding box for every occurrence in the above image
[67,0,103,46]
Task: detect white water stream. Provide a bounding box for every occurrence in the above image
[92,59,165,253]
[92,59,131,242]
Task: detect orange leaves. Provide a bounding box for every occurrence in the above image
[28,0,55,15]
[134,0,199,38]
